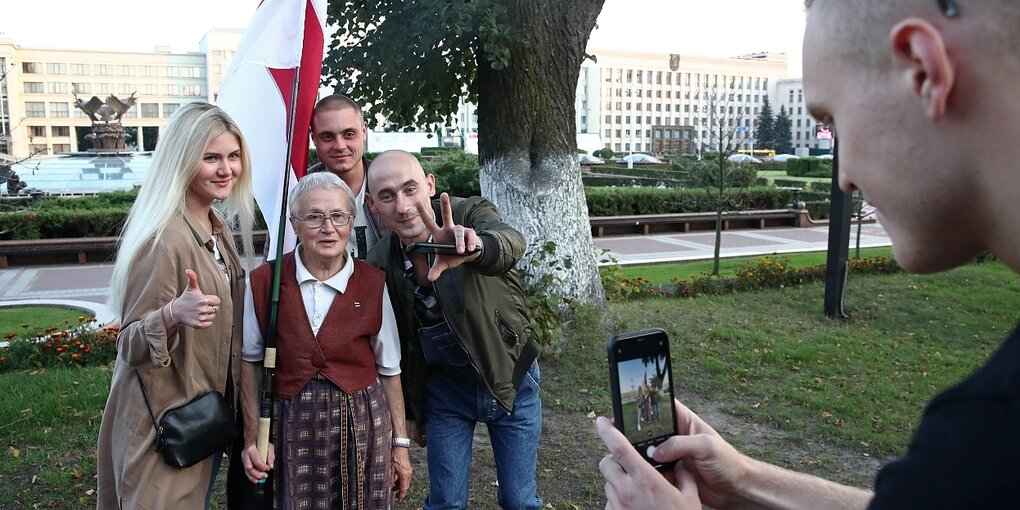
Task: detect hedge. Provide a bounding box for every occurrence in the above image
[787,158,833,178]
[0,208,128,239]
[585,186,791,216]
[2,183,793,239]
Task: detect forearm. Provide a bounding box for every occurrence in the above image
[380,374,408,438]
[240,360,263,446]
[117,309,177,368]
[737,457,873,510]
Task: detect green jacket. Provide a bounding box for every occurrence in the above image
[366,196,539,426]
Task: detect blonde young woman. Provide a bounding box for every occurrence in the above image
[96,102,255,509]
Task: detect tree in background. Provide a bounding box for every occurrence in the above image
[753,96,775,151]
[692,87,757,276]
[321,0,606,304]
[774,105,793,155]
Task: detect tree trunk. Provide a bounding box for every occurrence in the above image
[475,0,605,304]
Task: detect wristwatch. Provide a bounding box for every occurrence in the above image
[392,437,412,448]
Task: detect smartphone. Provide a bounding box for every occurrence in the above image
[405,241,481,256]
[607,328,678,469]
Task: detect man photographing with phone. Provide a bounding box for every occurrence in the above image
[365,150,543,510]
[597,0,1020,508]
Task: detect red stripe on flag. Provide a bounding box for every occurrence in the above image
[267,0,323,181]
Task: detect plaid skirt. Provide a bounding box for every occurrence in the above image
[273,377,393,510]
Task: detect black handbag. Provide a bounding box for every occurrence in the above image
[136,371,238,469]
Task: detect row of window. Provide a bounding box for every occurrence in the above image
[608,88,764,104]
[23,101,181,118]
[21,62,204,78]
[22,82,204,97]
[28,125,71,137]
[604,69,767,90]
[603,112,757,125]
[602,102,759,114]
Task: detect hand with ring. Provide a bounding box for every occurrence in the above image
[167,269,222,329]
[415,192,483,281]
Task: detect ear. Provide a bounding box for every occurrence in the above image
[425,173,437,197]
[890,18,955,120]
[365,193,378,214]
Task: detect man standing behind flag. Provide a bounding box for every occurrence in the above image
[307,95,388,260]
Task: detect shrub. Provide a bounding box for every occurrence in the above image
[1,317,118,372]
[808,181,832,193]
[520,241,571,346]
[0,208,129,239]
[805,201,830,220]
[584,186,789,216]
[774,178,809,189]
[424,149,481,197]
[420,146,460,156]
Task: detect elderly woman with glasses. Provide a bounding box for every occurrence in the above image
[238,172,412,509]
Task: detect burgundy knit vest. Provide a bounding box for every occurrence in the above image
[250,252,385,398]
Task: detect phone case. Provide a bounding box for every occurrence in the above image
[607,328,677,469]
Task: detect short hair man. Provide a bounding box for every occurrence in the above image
[307,94,387,259]
[365,150,543,510]
[598,1,1020,508]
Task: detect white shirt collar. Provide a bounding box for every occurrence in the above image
[294,245,355,293]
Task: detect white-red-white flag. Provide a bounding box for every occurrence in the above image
[217,0,327,260]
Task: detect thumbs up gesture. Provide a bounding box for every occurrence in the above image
[168,269,222,329]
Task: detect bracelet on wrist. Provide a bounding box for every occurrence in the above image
[167,297,182,327]
[392,437,412,448]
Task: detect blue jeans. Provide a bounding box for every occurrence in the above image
[419,323,543,510]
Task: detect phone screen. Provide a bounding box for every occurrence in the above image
[608,328,677,468]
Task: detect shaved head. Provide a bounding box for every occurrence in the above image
[805,0,1020,70]
[367,150,426,190]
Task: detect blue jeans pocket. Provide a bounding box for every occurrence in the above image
[419,321,471,367]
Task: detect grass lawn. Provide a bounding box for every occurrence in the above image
[0,306,94,340]
[2,260,1017,508]
[620,247,894,284]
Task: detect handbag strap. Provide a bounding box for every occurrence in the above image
[135,370,161,432]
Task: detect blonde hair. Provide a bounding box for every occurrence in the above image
[108,102,255,315]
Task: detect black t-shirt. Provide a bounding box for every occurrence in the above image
[869,325,1020,509]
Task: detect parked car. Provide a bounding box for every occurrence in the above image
[727,153,761,164]
[768,154,799,163]
[618,153,663,164]
[817,154,834,160]
[578,154,605,165]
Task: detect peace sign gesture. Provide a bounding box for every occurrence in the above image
[415,192,483,281]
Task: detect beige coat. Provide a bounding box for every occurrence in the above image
[96,215,244,509]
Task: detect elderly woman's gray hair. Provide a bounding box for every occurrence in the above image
[288,172,357,218]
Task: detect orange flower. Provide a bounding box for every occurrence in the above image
[71,353,80,360]
[3,332,15,340]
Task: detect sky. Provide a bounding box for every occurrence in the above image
[1,0,807,77]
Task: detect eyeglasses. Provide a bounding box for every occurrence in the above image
[292,211,353,229]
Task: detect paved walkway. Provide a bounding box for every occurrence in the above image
[0,223,891,322]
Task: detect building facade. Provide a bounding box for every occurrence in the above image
[0,30,241,158]
[0,32,803,161]
[577,49,789,155]
[776,77,830,152]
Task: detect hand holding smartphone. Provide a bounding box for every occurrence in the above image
[405,241,481,256]
[607,328,678,469]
